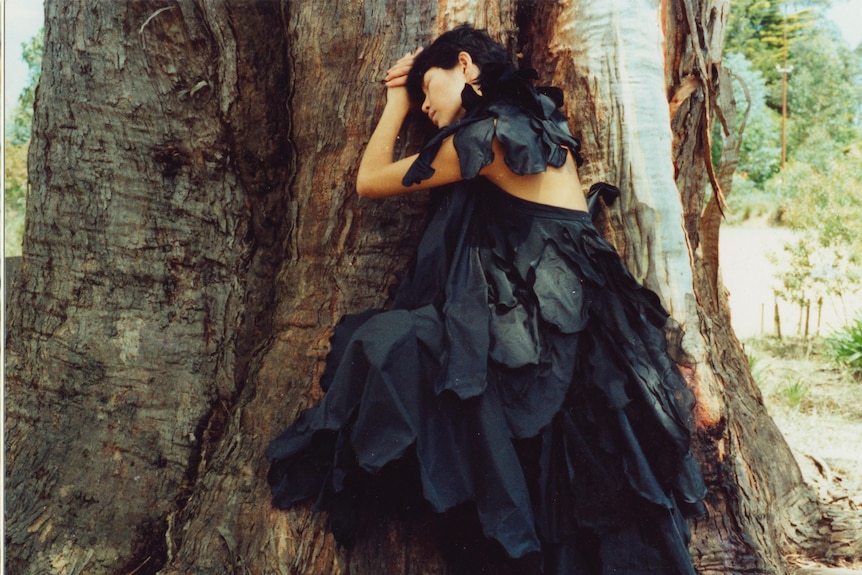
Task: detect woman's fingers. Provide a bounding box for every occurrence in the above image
[385,55,413,87]
[385,76,407,88]
[393,47,422,67]
[383,47,423,85]
[385,61,411,80]
[385,68,409,83]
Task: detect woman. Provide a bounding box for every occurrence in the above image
[267,25,707,574]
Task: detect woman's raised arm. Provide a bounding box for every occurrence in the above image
[356,51,464,198]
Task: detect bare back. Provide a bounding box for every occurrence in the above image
[480,138,588,212]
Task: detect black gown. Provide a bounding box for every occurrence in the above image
[266,80,707,574]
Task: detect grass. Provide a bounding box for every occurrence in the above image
[825,316,862,377]
[743,336,862,501]
[723,173,786,226]
[726,190,783,225]
[780,378,809,409]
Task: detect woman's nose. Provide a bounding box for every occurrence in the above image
[421,98,430,113]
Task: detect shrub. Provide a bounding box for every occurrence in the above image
[825,316,862,377]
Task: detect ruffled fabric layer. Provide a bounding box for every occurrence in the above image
[402,84,583,188]
[267,181,706,574]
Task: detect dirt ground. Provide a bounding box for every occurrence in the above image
[720,222,862,503]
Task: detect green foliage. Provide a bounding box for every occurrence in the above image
[747,350,770,387]
[723,2,862,190]
[779,378,809,408]
[725,0,818,95]
[778,146,862,246]
[724,52,782,184]
[825,316,862,376]
[5,141,29,257]
[725,173,782,222]
[5,28,42,256]
[721,3,862,242]
[785,25,862,155]
[7,28,43,146]
[769,231,861,307]
[746,341,810,409]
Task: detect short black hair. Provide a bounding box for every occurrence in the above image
[406,25,511,104]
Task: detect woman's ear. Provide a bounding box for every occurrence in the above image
[457,51,480,83]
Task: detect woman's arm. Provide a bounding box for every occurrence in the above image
[356,52,464,198]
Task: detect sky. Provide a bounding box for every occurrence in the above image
[826,0,862,47]
[3,0,862,125]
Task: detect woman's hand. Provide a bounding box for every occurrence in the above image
[381,48,421,115]
[359,46,468,199]
[384,48,422,88]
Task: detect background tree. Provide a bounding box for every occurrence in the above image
[6,28,43,146]
[722,52,781,185]
[724,0,861,180]
[4,29,43,256]
[766,146,862,322]
[723,0,819,91]
[5,1,860,575]
[4,141,28,255]
[784,24,861,156]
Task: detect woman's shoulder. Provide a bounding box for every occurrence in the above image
[402,81,583,187]
[453,90,584,180]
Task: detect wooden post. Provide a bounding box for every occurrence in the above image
[775,296,783,339]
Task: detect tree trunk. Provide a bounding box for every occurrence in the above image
[5,1,293,572]
[5,1,858,574]
[662,0,860,570]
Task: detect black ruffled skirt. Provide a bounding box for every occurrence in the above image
[266,181,706,574]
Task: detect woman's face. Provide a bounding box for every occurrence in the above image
[420,51,482,128]
[421,66,468,128]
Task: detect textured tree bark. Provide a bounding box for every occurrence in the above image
[5,1,294,572]
[5,1,859,575]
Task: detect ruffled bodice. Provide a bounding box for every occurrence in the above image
[403,82,583,187]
